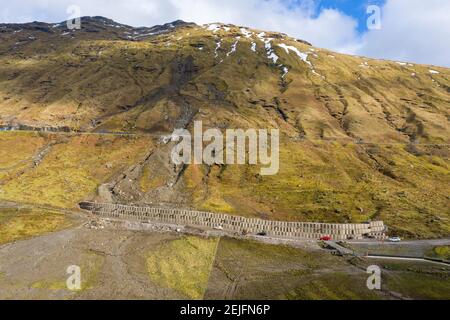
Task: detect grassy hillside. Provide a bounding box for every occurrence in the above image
[0,132,154,208]
[146,236,219,299]
[0,17,448,238]
[0,207,75,245]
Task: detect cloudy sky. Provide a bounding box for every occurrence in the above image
[1,0,450,67]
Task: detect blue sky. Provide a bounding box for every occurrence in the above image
[1,0,449,67]
[315,0,386,32]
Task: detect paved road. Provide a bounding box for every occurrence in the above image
[366,255,449,266]
[324,241,355,255]
[0,127,158,137]
[348,239,450,246]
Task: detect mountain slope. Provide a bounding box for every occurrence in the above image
[0,17,449,238]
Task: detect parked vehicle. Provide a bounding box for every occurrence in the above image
[214,226,224,231]
[320,236,332,241]
[388,237,402,242]
[257,231,267,237]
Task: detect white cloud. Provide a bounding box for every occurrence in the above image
[0,0,449,67]
[0,0,359,53]
[356,0,450,67]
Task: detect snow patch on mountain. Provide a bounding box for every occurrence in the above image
[206,24,221,32]
[281,66,289,78]
[240,28,252,38]
[359,61,370,68]
[256,33,296,80]
[278,44,311,67]
[205,23,231,33]
[257,32,279,63]
[227,37,240,57]
[278,43,324,77]
[215,40,222,58]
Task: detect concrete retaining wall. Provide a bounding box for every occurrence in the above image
[80,202,386,241]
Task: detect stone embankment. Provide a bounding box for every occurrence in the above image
[80,202,387,241]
